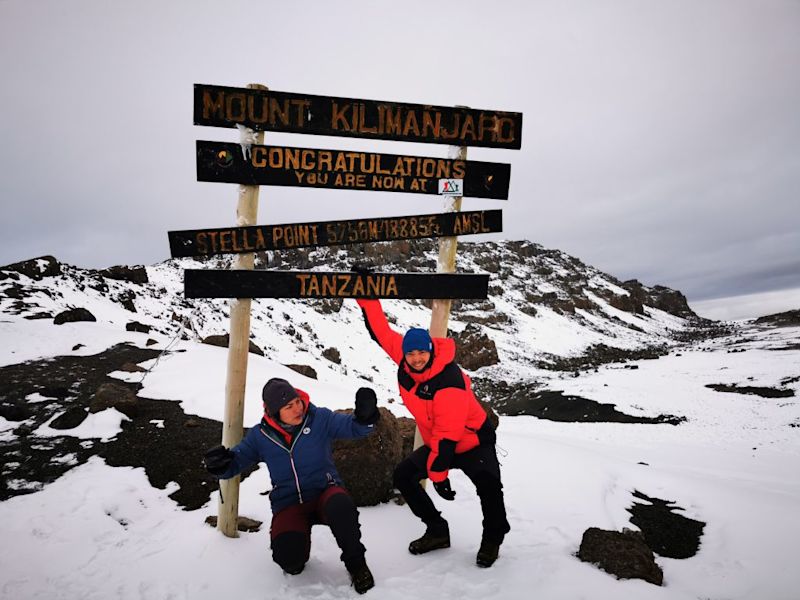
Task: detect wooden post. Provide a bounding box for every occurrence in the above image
[414,142,469,462]
[218,83,266,538]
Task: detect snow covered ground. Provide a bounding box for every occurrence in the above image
[1,313,798,599]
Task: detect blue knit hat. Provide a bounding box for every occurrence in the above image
[402,328,433,354]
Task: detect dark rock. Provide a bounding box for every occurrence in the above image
[285,364,318,380]
[184,418,201,428]
[99,265,149,285]
[478,399,500,430]
[627,490,705,559]
[90,383,138,418]
[0,256,61,280]
[0,402,32,421]
[119,362,146,373]
[24,313,53,320]
[397,416,418,458]
[453,324,500,370]
[201,334,265,356]
[53,307,97,325]
[333,408,404,506]
[322,347,341,364]
[126,321,151,334]
[577,527,663,585]
[117,292,137,313]
[146,339,158,346]
[72,344,85,351]
[204,515,263,533]
[308,298,343,314]
[50,407,89,430]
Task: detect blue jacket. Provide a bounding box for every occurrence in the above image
[220,398,375,513]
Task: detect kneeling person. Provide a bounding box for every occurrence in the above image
[204,378,380,594]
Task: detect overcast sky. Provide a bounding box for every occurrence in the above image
[1,0,798,309]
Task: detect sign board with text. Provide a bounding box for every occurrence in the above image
[184,270,489,299]
[196,141,510,199]
[168,210,502,257]
[194,84,523,149]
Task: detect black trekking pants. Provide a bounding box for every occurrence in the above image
[393,443,511,544]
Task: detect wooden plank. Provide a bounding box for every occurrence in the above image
[194,83,523,149]
[196,141,510,200]
[168,210,502,258]
[184,270,489,299]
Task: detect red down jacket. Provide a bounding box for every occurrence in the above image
[356,299,489,482]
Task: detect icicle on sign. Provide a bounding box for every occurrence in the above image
[194,84,523,149]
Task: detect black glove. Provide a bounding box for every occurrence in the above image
[204,445,234,477]
[354,387,380,425]
[429,439,457,472]
[432,478,456,501]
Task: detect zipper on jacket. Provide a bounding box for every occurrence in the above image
[260,413,309,504]
[289,454,303,504]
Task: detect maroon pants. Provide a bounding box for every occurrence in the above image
[270,486,366,572]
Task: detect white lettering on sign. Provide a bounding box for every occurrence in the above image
[438,178,463,196]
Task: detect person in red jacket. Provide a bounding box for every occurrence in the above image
[355,299,510,567]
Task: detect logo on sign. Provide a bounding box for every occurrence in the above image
[438,178,463,196]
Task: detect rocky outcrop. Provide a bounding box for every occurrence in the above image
[332,408,404,505]
[453,324,500,370]
[98,265,149,285]
[755,309,800,327]
[577,527,663,585]
[0,256,62,280]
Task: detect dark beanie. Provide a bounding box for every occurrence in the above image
[402,328,433,354]
[262,378,299,417]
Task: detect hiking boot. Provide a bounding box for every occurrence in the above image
[408,525,451,555]
[348,562,375,594]
[283,563,305,575]
[476,539,500,568]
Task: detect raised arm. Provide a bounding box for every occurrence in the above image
[355,299,404,365]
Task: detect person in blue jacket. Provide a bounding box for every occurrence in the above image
[204,377,380,594]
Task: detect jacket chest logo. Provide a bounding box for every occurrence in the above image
[416,383,434,400]
[303,427,311,435]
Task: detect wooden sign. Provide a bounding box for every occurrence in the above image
[194,84,523,149]
[168,210,502,258]
[184,270,489,299]
[196,141,510,200]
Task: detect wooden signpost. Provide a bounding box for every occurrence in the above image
[196,140,511,199]
[184,270,489,299]
[184,81,522,538]
[168,210,502,257]
[195,84,523,149]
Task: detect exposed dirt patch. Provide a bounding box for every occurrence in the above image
[473,380,685,424]
[705,384,795,399]
[0,344,244,509]
[627,490,705,559]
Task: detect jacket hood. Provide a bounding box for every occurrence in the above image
[404,336,456,383]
